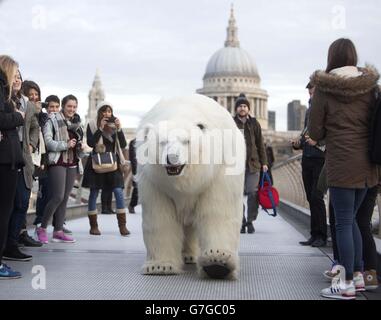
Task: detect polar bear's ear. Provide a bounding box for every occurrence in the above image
[197,123,206,131]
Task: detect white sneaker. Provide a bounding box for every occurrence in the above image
[321,266,356,300]
[353,273,365,292]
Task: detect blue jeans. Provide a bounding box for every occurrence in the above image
[330,187,367,280]
[7,171,31,247]
[88,188,125,212]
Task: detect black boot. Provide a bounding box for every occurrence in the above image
[299,237,315,246]
[18,230,42,247]
[3,245,32,261]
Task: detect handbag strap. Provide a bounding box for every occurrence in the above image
[259,171,277,217]
[263,189,277,217]
[260,171,272,188]
[115,132,127,165]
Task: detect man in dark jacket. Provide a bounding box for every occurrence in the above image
[291,83,327,247]
[234,93,268,234]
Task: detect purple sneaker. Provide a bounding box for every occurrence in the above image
[36,227,48,244]
[52,231,76,243]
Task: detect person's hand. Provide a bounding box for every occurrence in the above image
[29,145,34,154]
[40,165,45,170]
[115,118,121,130]
[262,165,269,173]
[100,118,108,130]
[305,135,317,146]
[68,139,77,149]
[291,139,301,149]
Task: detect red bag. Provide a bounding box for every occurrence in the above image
[258,172,279,217]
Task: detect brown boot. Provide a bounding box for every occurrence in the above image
[88,213,101,235]
[364,270,379,290]
[116,211,130,236]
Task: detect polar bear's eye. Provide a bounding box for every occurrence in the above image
[197,123,206,131]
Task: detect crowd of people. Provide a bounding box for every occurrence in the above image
[0,36,380,300]
[0,55,131,280]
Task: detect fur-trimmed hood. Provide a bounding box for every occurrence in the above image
[310,65,380,99]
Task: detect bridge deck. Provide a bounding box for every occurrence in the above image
[0,207,366,300]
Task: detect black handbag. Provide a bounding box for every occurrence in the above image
[91,136,118,173]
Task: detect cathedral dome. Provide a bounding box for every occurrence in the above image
[204,46,259,79]
[202,6,260,81]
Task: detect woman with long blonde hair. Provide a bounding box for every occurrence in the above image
[0,55,25,279]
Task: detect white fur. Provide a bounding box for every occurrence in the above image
[136,94,245,279]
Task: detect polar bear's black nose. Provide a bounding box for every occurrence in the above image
[167,154,180,166]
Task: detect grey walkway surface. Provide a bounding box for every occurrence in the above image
[0,207,341,300]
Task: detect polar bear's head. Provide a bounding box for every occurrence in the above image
[136,95,245,193]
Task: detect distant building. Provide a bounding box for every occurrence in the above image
[287,100,306,131]
[268,111,276,131]
[197,5,269,129]
[86,69,105,127]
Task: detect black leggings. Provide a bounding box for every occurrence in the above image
[330,186,379,270]
[0,166,18,264]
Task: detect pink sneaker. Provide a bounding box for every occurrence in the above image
[52,231,76,243]
[36,227,48,244]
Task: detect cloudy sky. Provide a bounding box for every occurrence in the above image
[1,0,380,130]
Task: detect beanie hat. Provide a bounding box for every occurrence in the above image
[96,101,114,111]
[235,93,250,111]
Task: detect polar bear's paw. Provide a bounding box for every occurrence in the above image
[183,255,197,265]
[142,261,182,275]
[198,249,237,280]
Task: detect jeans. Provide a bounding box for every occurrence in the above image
[0,166,18,264]
[7,171,31,247]
[88,187,125,212]
[34,176,49,226]
[356,186,379,271]
[330,187,367,280]
[243,171,260,223]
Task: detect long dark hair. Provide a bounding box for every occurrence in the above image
[326,38,358,73]
[97,105,113,129]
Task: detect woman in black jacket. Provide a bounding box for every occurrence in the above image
[82,102,130,236]
[0,55,25,279]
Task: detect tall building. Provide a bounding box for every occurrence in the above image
[287,100,306,131]
[197,5,269,129]
[86,69,105,127]
[268,111,276,131]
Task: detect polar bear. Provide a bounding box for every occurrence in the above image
[136,94,245,279]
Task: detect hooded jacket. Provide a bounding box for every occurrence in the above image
[309,65,379,188]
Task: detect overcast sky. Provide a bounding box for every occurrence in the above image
[1,0,380,130]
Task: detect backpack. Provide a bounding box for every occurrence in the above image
[369,89,381,164]
[258,172,279,217]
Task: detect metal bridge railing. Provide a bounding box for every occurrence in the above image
[272,154,381,237]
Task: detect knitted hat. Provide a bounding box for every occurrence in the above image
[96,101,114,111]
[235,93,250,111]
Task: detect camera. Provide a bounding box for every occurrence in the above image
[106,116,116,123]
[40,102,49,109]
[65,114,84,151]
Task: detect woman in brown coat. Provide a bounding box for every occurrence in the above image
[308,38,379,300]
